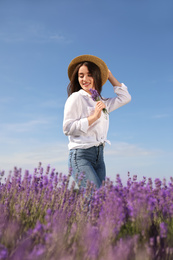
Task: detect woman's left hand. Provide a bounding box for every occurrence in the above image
[108,69,121,87]
[108,69,112,80]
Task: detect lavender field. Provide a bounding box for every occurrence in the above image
[0,164,173,260]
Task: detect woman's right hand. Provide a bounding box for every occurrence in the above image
[87,101,106,126]
[94,101,106,119]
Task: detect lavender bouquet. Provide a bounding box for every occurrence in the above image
[90,88,108,116]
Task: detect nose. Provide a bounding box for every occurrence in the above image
[83,74,88,81]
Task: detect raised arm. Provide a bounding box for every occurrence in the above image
[108,70,122,87]
[105,70,131,113]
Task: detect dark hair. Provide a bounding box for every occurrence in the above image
[67,61,103,98]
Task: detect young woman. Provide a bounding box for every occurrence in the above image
[63,55,131,189]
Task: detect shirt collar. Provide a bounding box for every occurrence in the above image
[79,89,91,97]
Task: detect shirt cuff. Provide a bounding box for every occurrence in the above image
[80,118,89,133]
[113,83,127,91]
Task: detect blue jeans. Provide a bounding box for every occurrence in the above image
[68,144,106,189]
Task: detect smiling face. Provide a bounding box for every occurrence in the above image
[78,65,95,94]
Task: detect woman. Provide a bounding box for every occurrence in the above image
[63,55,131,189]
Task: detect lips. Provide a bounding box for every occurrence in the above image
[83,83,90,87]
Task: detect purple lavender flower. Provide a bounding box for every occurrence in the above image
[160,222,168,238]
[2,164,173,259]
[89,88,108,116]
[0,171,4,177]
[90,88,100,101]
[0,244,8,260]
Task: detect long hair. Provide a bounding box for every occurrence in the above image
[67,61,103,98]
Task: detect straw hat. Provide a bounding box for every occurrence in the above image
[68,54,109,86]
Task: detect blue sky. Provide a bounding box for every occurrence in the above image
[0,0,173,183]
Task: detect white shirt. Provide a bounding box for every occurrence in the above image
[63,83,131,150]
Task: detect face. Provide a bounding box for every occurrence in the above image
[78,65,95,94]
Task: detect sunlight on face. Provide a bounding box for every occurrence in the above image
[78,65,95,94]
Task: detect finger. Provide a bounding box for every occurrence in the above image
[98,103,106,108]
[96,101,105,107]
[96,101,102,106]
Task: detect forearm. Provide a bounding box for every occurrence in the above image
[63,118,89,136]
[87,100,105,126]
[108,71,122,87]
[87,114,98,126]
[105,83,131,113]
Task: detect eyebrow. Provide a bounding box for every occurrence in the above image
[78,72,91,75]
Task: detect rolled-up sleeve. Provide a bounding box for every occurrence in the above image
[63,93,89,136]
[106,83,131,113]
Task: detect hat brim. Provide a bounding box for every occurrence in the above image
[68,54,109,86]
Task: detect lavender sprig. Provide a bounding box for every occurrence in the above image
[0,165,173,259]
[89,88,108,116]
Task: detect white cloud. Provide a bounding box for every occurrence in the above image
[0,142,69,175]
[0,119,50,133]
[0,140,172,185]
[0,97,14,104]
[0,140,163,175]
[0,115,59,134]
[104,142,162,157]
[104,142,171,184]
[152,114,170,119]
[49,34,65,41]
[0,22,71,44]
[40,99,64,109]
[0,32,24,43]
